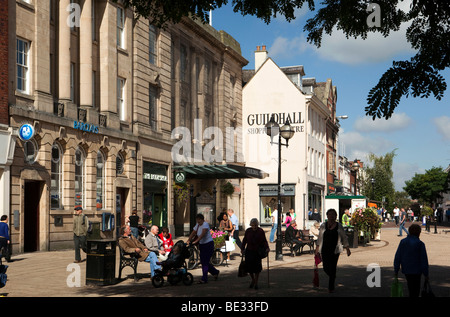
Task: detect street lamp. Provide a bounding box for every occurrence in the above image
[370,177,375,201]
[351,159,360,195]
[265,115,295,261]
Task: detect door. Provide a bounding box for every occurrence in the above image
[24,181,41,252]
[116,187,129,232]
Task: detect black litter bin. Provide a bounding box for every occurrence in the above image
[345,226,358,248]
[86,239,116,286]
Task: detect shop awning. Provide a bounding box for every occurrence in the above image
[173,164,268,179]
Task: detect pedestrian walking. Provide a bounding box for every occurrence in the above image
[398,208,409,236]
[187,213,219,284]
[73,207,89,263]
[315,209,351,293]
[228,209,242,249]
[0,215,10,259]
[128,209,140,238]
[269,207,278,243]
[241,218,270,290]
[394,224,429,297]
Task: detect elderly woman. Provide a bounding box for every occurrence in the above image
[315,209,351,293]
[241,218,270,290]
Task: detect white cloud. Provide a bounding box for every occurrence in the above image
[269,35,309,60]
[353,112,413,133]
[392,161,425,191]
[339,130,394,161]
[315,23,415,65]
[433,116,450,141]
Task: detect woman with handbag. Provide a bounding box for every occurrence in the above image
[315,209,351,293]
[241,218,269,290]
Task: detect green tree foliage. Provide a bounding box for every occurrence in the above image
[362,150,396,209]
[403,166,449,205]
[116,0,449,119]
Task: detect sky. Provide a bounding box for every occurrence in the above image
[209,2,450,191]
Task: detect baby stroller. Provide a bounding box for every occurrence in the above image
[151,240,193,288]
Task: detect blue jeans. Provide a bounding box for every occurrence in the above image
[130,227,139,238]
[270,223,278,243]
[144,252,161,277]
[399,222,409,236]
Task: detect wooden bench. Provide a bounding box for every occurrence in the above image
[281,231,295,256]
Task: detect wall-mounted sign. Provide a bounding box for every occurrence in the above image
[18,123,35,141]
[73,121,99,134]
[144,173,168,182]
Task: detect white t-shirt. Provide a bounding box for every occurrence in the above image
[193,221,213,244]
[272,209,278,224]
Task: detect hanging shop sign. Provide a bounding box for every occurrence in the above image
[18,123,35,141]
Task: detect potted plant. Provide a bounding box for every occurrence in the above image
[173,183,190,206]
[210,229,228,249]
[221,181,235,197]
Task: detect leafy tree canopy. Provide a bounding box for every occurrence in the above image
[115,0,450,119]
[403,166,449,205]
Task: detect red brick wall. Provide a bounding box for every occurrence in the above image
[0,0,9,125]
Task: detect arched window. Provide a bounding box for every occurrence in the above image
[96,150,105,210]
[116,152,124,175]
[51,143,63,209]
[24,139,38,164]
[75,147,85,209]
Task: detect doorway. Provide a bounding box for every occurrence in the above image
[116,187,129,231]
[24,181,42,252]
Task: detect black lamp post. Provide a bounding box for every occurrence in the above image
[370,177,375,201]
[265,115,295,261]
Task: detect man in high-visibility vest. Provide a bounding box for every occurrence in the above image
[342,209,351,226]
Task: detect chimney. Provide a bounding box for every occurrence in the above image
[255,45,268,71]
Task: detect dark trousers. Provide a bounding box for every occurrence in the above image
[322,251,340,291]
[233,230,242,249]
[73,234,86,261]
[199,241,219,282]
[405,274,421,297]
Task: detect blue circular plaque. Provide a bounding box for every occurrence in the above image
[18,124,35,141]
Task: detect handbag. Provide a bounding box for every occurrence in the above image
[238,256,247,277]
[390,277,404,297]
[421,279,435,297]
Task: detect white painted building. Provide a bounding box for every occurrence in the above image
[242,47,330,229]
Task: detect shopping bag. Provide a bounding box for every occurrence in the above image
[312,253,321,288]
[313,268,319,288]
[421,280,435,297]
[391,278,404,297]
[238,256,247,277]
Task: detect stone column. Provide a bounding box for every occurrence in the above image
[58,0,71,101]
[79,0,93,109]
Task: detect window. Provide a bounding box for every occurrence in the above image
[16,39,30,93]
[149,24,157,64]
[149,85,157,130]
[96,151,105,210]
[116,152,124,175]
[70,62,75,102]
[75,147,85,209]
[24,139,38,164]
[51,143,63,209]
[180,44,188,82]
[117,6,125,48]
[117,77,125,121]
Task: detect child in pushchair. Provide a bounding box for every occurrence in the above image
[151,240,193,288]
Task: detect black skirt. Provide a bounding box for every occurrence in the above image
[244,249,262,273]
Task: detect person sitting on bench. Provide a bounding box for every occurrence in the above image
[285,220,304,255]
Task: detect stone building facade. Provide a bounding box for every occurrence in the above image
[7,0,247,253]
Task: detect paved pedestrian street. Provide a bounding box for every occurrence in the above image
[1,223,449,308]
